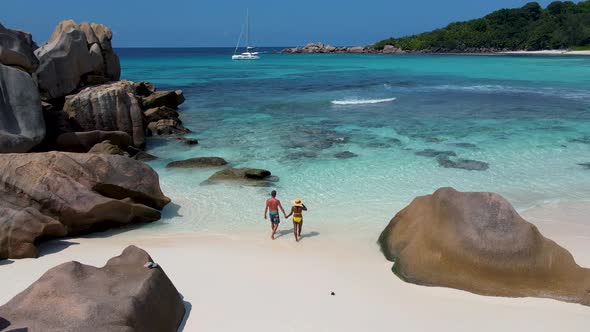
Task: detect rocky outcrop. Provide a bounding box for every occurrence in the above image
[35,20,120,99]
[378,187,590,306]
[282,43,372,54]
[146,119,189,137]
[0,245,185,332]
[54,130,132,152]
[0,23,39,73]
[140,90,185,110]
[0,64,46,153]
[63,81,145,148]
[166,157,228,168]
[204,168,277,186]
[0,152,170,259]
[145,106,179,123]
[382,45,405,54]
[88,140,128,156]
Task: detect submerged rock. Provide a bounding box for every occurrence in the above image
[285,151,318,160]
[0,152,170,259]
[166,157,228,168]
[578,162,590,170]
[436,156,489,171]
[378,188,590,306]
[449,142,477,149]
[334,151,358,159]
[0,245,185,331]
[569,136,590,144]
[204,168,276,186]
[414,149,457,158]
[0,64,46,153]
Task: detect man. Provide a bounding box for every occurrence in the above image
[264,190,287,240]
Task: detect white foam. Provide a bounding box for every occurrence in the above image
[331,97,397,105]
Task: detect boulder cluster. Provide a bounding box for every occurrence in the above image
[1,20,190,156]
[0,19,190,260]
[282,42,404,54]
[0,20,187,330]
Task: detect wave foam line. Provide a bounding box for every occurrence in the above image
[331,97,397,105]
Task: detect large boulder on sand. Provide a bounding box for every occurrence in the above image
[63,81,145,148]
[0,152,170,259]
[0,245,185,332]
[0,23,39,73]
[0,64,46,153]
[35,20,120,99]
[378,187,590,306]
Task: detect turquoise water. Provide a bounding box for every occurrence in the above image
[119,49,590,233]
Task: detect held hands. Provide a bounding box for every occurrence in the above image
[264,215,267,220]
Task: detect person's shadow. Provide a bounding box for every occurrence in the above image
[275,229,320,240]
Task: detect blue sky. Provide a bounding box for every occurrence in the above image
[0,0,581,47]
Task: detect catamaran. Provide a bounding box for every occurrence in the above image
[232,9,260,60]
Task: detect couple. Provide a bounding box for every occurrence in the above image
[264,190,307,241]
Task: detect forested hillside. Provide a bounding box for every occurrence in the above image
[373,1,590,51]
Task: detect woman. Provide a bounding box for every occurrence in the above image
[285,198,307,242]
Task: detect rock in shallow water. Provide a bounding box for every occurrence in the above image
[334,151,358,159]
[0,152,170,259]
[414,149,457,158]
[167,157,228,168]
[436,156,489,171]
[0,245,185,332]
[204,168,276,186]
[378,187,590,306]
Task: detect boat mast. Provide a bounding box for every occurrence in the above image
[246,8,250,49]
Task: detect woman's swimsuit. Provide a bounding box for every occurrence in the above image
[293,211,303,223]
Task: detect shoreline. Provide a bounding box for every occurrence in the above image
[2,200,589,331]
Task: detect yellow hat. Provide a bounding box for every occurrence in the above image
[292,198,304,207]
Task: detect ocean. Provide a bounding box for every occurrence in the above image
[117,48,590,234]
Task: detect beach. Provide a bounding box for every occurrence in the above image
[1,200,589,332]
[502,50,590,55]
[2,48,590,330]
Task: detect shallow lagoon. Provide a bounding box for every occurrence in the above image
[118,49,590,233]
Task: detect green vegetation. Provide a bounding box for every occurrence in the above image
[373,1,590,51]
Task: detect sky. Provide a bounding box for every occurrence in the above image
[0,0,582,47]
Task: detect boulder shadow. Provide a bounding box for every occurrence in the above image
[0,317,10,330]
[37,239,80,257]
[162,202,183,218]
[177,298,192,332]
[0,259,14,266]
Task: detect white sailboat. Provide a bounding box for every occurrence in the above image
[232,9,260,60]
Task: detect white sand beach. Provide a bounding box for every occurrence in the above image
[502,50,590,55]
[1,201,589,332]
